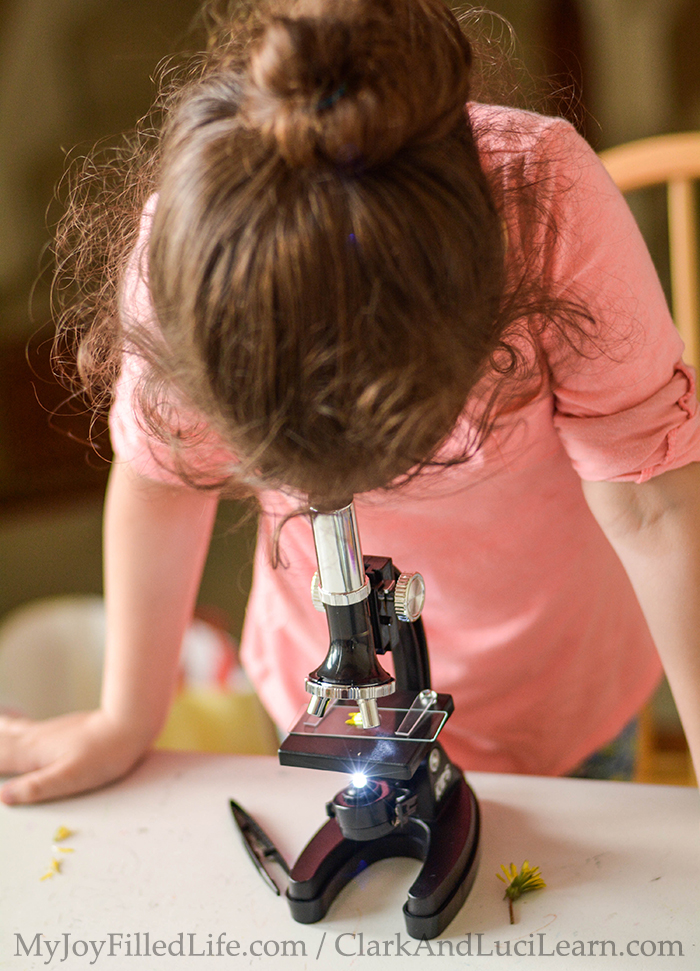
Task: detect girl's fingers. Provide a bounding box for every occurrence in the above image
[0,716,38,775]
[0,711,147,805]
[0,760,75,805]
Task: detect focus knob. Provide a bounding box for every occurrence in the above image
[394,572,426,622]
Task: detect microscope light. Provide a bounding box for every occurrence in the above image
[351,772,368,789]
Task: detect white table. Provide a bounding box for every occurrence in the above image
[1,751,698,969]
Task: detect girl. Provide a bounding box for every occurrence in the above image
[2,0,700,804]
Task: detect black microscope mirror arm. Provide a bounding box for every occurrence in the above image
[364,555,431,694]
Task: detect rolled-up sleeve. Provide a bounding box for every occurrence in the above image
[554,360,700,482]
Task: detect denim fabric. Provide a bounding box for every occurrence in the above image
[568,718,639,781]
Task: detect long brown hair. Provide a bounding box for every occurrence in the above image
[53,0,595,506]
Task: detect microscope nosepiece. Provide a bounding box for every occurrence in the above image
[305,676,394,728]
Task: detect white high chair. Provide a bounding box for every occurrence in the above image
[0,595,278,755]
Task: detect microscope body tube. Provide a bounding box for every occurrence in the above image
[312,502,366,595]
[307,503,394,727]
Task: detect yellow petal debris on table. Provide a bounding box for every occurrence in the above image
[41,827,76,880]
[40,858,62,881]
[497,860,546,924]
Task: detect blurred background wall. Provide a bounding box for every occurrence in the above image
[0,0,259,638]
[0,0,698,753]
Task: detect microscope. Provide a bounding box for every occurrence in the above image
[278,500,481,939]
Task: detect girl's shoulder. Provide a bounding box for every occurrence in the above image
[468,102,612,262]
[468,102,578,144]
[467,102,593,180]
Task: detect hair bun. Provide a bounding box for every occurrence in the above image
[244,0,473,168]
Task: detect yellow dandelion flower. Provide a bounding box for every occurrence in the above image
[345,712,364,727]
[496,860,546,924]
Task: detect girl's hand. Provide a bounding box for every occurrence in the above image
[0,463,221,808]
[0,709,152,805]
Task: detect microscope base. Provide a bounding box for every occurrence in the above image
[286,775,480,939]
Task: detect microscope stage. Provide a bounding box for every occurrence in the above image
[278,691,454,779]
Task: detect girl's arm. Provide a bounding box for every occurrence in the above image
[582,461,700,779]
[0,460,219,804]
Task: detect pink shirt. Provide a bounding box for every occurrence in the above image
[111,105,700,775]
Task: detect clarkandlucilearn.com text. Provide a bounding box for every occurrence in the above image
[13,930,685,964]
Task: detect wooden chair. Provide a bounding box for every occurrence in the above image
[600,133,700,786]
[599,132,700,373]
